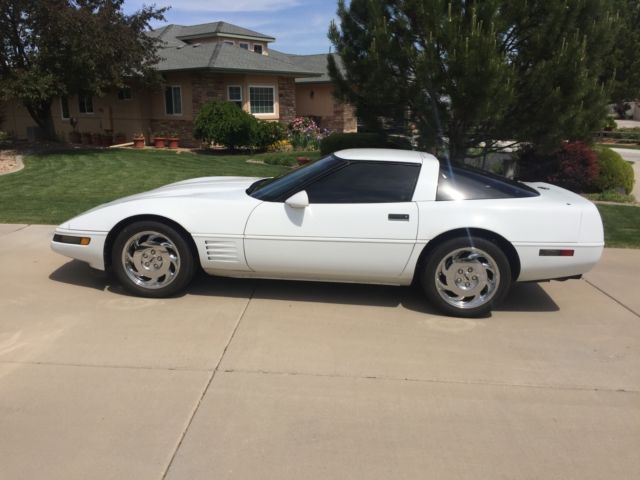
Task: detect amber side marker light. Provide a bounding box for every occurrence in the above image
[53,234,91,246]
[539,249,574,257]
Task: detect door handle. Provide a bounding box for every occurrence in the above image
[388,213,410,221]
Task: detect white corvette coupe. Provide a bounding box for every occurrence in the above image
[51,148,604,317]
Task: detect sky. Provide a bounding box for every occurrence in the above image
[123,0,340,54]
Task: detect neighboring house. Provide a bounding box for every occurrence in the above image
[0,21,357,146]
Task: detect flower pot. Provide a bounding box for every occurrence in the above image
[81,133,93,145]
[69,131,81,144]
[153,137,166,148]
[167,137,179,149]
[133,137,145,149]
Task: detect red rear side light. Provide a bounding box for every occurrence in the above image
[539,249,575,257]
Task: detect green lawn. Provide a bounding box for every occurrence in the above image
[597,204,640,248]
[0,148,320,224]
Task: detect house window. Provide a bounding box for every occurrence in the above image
[78,95,93,114]
[165,86,182,115]
[253,44,263,54]
[227,85,242,108]
[239,42,249,50]
[118,87,132,100]
[60,97,70,120]
[223,40,234,45]
[249,86,274,114]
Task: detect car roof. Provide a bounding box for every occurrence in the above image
[334,148,436,165]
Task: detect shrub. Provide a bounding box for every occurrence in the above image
[319,132,412,155]
[252,120,286,151]
[193,100,256,150]
[517,141,600,193]
[593,146,634,194]
[602,116,617,131]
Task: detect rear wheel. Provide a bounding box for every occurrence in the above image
[421,236,511,317]
[112,221,195,298]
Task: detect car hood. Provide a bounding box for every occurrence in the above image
[135,176,262,199]
[98,176,264,207]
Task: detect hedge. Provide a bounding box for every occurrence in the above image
[593,146,634,195]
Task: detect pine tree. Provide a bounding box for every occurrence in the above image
[329,0,618,160]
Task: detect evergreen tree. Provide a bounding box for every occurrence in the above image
[0,0,166,139]
[329,0,617,160]
[604,0,640,117]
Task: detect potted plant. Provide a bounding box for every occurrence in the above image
[81,132,93,145]
[167,132,179,149]
[68,118,81,143]
[152,132,166,148]
[133,133,145,149]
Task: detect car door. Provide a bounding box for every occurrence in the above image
[244,160,421,283]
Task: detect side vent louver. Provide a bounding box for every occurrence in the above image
[204,240,240,264]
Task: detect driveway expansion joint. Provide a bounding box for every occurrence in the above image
[221,368,640,394]
[160,283,256,480]
[585,279,640,318]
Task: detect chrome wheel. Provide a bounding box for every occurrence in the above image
[121,230,181,290]
[434,247,500,310]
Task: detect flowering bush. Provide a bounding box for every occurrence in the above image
[288,117,331,151]
[518,141,600,193]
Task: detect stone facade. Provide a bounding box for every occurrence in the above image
[149,119,200,147]
[277,77,296,124]
[324,100,357,133]
[191,72,227,113]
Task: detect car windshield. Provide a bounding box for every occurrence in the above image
[247,155,343,201]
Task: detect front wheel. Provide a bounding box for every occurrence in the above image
[421,237,512,318]
[111,221,196,298]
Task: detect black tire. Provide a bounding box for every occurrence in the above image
[421,236,512,318]
[111,220,196,298]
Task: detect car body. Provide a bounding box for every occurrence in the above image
[51,148,604,317]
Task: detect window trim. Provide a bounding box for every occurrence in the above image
[164,85,183,116]
[227,85,243,108]
[253,44,263,54]
[223,40,235,45]
[239,42,249,50]
[60,97,70,120]
[78,95,94,115]
[248,84,276,116]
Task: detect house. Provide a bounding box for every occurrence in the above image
[0,21,357,146]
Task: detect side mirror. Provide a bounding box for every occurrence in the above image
[285,190,309,209]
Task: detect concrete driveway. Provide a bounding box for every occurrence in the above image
[1,224,639,480]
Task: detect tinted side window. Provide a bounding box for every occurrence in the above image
[436,165,540,201]
[305,161,420,203]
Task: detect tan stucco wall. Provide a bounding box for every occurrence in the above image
[296,83,334,117]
